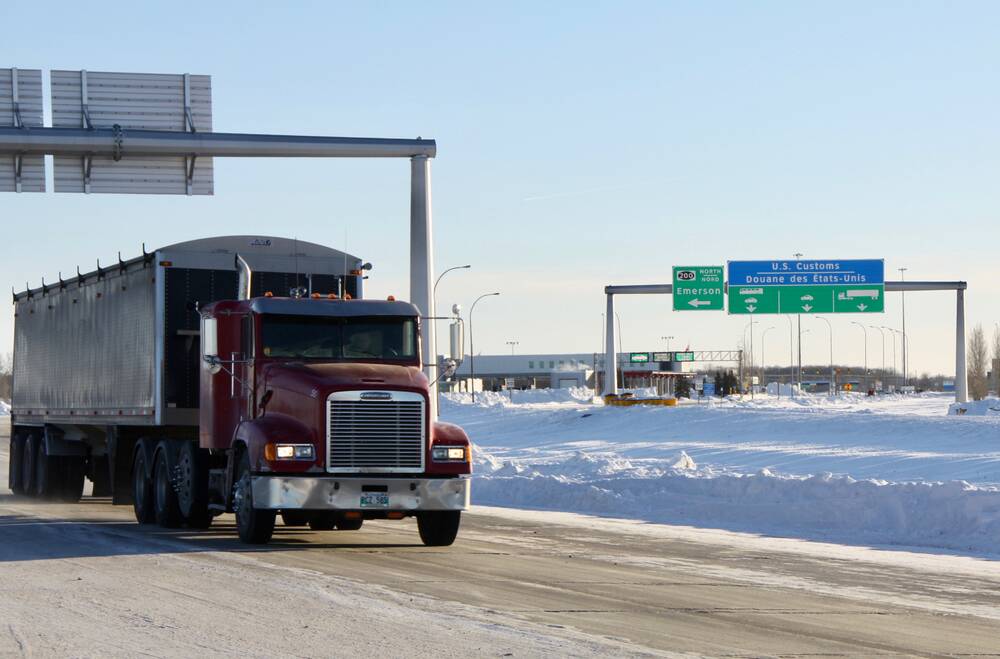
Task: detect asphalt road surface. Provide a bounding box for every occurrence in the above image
[4,422,1000,658]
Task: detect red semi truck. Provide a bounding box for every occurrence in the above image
[7,236,471,545]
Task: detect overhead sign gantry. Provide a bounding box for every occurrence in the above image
[1,66,443,418]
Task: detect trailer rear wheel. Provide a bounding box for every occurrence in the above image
[234,451,275,544]
[176,442,212,529]
[335,517,363,531]
[281,511,311,527]
[8,434,25,494]
[34,439,61,499]
[56,456,86,503]
[154,449,183,528]
[132,449,155,524]
[417,511,461,547]
[21,436,38,497]
[308,512,338,530]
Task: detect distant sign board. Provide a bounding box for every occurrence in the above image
[673,352,695,362]
[702,381,716,397]
[652,352,673,362]
[629,352,650,363]
[673,266,724,311]
[728,259,885,315]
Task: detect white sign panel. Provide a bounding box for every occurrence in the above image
[51,70,213,195]
[0,68,45,192]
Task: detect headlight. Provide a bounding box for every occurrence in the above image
[432,446,468,462]
[266,443,315,461]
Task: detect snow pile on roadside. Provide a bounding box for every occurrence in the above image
[472,445,1000,553]
[443,387,594,407]
[0,401,10,416]
[766,382,803,396]
[950,398,1000,416]
[447,388,1000,554]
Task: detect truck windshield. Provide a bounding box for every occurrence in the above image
[260,315,418,361]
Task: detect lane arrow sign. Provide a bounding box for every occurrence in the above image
[802,304,813,312]
[747,304,757,312]
[857,303,868,311]
[688,299,712,308]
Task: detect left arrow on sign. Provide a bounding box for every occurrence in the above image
[688,299,712,307]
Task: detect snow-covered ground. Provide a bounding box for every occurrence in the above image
[443,389,1000,555]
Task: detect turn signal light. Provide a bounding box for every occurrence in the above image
[387,295,395,301]
[328,293,338,299]
[344,511,362,520]
[264,291,274,297]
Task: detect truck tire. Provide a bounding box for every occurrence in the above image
[8,434,25,494]
[417,511,461,547]
[153,448,183,528]
[89,455,113,497]
[308,512,338,530]
[281,511,311,527]
[335,517,363,531]
[176,442,212,529]
[132,448,156,524]
[56,456,86,503]
[234,451,275,544]
[21,435,38,497]
[35,440,66,499]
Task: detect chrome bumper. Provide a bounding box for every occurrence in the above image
[251,475,470,511]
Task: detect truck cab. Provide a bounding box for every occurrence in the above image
[197,295,471,545]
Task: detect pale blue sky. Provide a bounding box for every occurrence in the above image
[2,1,998,375]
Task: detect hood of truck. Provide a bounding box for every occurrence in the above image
[261,361,429,398]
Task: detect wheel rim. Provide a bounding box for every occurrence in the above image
[177,448,193,514]
[155,457,168,515]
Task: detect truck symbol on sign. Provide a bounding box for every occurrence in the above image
[800,294,814,301]
[744,297,758,304]
[837,289,879,300]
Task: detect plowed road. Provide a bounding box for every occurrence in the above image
[4,424,1000,657]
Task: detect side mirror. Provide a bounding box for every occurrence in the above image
[202,317,222,374]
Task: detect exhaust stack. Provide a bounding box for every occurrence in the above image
[235,254,252,300]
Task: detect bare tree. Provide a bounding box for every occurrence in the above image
[0,352,11,402]
[992,325,1000,395]
[968,324,988,400]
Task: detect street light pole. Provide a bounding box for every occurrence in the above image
[884,326,898,390]
[761,326,777,395]
[506,340,519,355]
[851,321,868,391]
[870,325,886,391]
[661,335,674,352]
[794,253,803,385]
[743,319,758,396]
[785,315,794,396]
[815,316,834,396]
[899,267,908,386]
[469,292,500,403]
[432,264,471,410]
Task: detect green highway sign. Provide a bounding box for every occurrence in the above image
[778,285,834,314]
[730,284,885,315]
[727,259,885,315]
[652,352,673,362]
[833,285,884,313]
[673,266,724,311]
[629,352,650,363]
[728,286,779,314]
[673,351,695,362]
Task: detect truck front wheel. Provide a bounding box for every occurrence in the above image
[417,511,461,547]
[153,448,183,528]
[233,452,275,544]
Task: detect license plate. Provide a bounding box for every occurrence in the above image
[360,492,389,508]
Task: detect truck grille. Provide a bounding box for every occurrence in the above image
[326,391,426,473]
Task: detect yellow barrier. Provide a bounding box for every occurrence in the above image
[603,395,677,407]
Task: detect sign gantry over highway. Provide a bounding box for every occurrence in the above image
[672,266,724,311]
[727,259,885,315]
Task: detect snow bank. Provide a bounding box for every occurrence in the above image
[765,382,803,396]
[0,401,10,416]
[950,398,1000,416]
[447,389,1000,554]
[473,446,1000,553]
[442,387,594,407]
